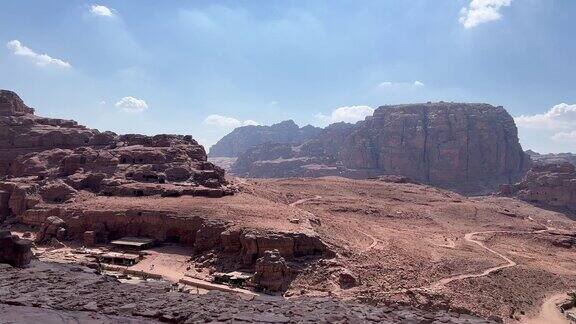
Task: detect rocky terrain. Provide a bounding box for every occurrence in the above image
[244,177,576,322]
[0,230,32,268]
[500,162,576,214]
[230,103,529,194]
[209,120,322,157]
[0,261,496,323]
[1,90,575,323]
[0,91,231,205]
[0,90,329,270]
[526,150,576,166]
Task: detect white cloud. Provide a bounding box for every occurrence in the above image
[315,105,374,124]
[115,96,148,113]
[378,81,425,88]
[203,114,260,128]
[459,0,512,29]
[6,40,71,68]
[551,131,576,142]
[378,81,393,87]
[515,103,576,130]
[90,5,114,17]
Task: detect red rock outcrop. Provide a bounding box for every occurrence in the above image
[253,249,291,292]
[526,150,576,166]
[0,90,329,265]
[500,162,576,212]
[209,120,322,157]
[0,90,231,220]
[0,230,33,268]
[232,103,529,194]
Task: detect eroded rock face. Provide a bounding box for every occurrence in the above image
[232,103,529,194]
[0,261,497,323]
[35,216,67,244]
[0,90,232,221]
[209,120,322,157]
[526,150,576,166]
[253,249,291,292]
[0,231,32,268]
[501,162,576,212]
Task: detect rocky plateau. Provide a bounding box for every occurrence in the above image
[221,103,529,195]
[1,90,575,324]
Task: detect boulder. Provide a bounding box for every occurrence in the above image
[253,249,291,292]
[39,181,77,203]
[338,269,360,289]
[0,231,33,267]
[35,216,67,244]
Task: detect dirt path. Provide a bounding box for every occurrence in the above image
[383,228,550,295]
[289,195,322,207]
[429,229,550,290]
[357,229,378,254]
[289,196,379,253]
[521,293,571,324]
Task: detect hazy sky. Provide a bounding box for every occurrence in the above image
[1,0,575,153]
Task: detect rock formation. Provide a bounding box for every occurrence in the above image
[35,216,67,244]
[0,90,329,266]
[0,230,32,268]
[0,261,497,323]
[500,162,576,212]
[232,103,529,194]
[209,120,322,157]
[0,89,232,221]
[526,150,576,166]
[253,249,291,292]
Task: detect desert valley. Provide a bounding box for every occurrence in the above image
[1,89,575,323]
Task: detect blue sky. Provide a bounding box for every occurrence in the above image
[0,0,575,153]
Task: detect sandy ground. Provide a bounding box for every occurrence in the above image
[9,176,576,321]
[244,177,576,320]
[521,293,572,324]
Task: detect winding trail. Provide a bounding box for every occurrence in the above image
[357,229,379,254]
[288,195,557,298]
[384,228,551,294]
[289,195,379,254]
[427,230,544,289]
[289,195,322,207]
[522,293,571,324]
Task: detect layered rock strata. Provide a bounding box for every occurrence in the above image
[0,89,231,220]
[500,162,576,212]
[232,103,529,194]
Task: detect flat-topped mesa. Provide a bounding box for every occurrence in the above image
[343,102,529,193]
[0,90,35,116]
[0,90,232,220]
[231,102,530,194]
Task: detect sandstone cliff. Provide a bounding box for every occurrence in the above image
[232,103,529,194]
[500,162,576,213]
[209,120,322,157]
[526,150,576,166]
[0,89,232,219]
[0,90,328,267]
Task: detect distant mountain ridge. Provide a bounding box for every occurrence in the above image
[526,150,576,166]
[208,120,322,157]
[226,102,530,195]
